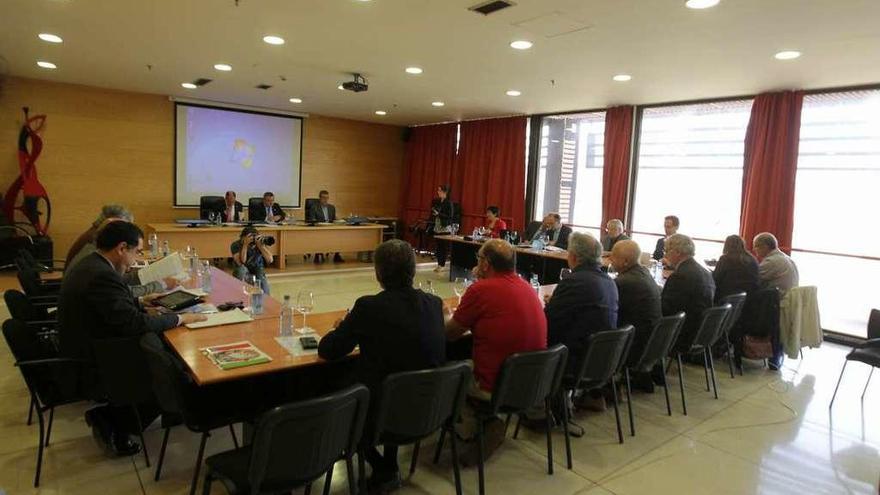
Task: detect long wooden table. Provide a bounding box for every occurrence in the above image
[436,235,569,284]
[148,222,386,269]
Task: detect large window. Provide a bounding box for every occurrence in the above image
[630,100,753,260]
[533,112,605,237]
[792,89,880,337]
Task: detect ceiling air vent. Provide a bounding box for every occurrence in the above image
[255,83,272,90]
[192,78,212,87]
[469,0,515,16]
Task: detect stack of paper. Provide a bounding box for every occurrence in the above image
[138,252,187,285]
[185,308,253,329]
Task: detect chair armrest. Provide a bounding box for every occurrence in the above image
[14,357,89,368]
[860,338,880,349]
[26,320,57,327]
[39,279,63,287]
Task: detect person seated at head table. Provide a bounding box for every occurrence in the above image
[250,191,286,224]
[531,212,572,249]
[230,226,272,294]
[58,221,206,457]
[308,190,344,263]
[601,218,630,252]
[219,190,243,223]
[318,239,446,491]
[610,240,662,393]
[660,234,715,354]
[713,234,759,302]
[484,205,507,238]
[653,215,680,263]
[445,239,547,463]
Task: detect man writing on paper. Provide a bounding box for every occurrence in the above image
[58,221,206,457]
[251,191,286,223]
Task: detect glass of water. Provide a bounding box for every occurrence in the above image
[453,277,468,305]
[296,291,315,334]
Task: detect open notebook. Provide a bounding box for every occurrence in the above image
[185,308,253,329]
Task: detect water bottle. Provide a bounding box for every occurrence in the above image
[190,249,199,272]
[201,261,213,293]
[279,295,294,337]
[148,233,159,257]
[530,274,541,297]
[251,281,265,315]
[161,240,170,257]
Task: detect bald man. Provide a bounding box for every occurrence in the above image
[610,240,662,392]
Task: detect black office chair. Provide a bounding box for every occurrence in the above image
[92,336,158,468]
[433,344,568,495]
[199,196,224,220]
[247,197,264,221]
[623,314,685,436]
[560,326,633,453]
[524,220,543,242]
[3,319,87,487]
[829,309,880,409]
[365,362,472,495]
[139,334,246,495]
[719,293,747,378]
[15,257,62,300]
[201,384,370,495]
[304,198,320,222]
[673,304,732,414]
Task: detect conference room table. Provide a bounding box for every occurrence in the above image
[163,267,557,386]
[435,234,569,284]
[147,222,386,270]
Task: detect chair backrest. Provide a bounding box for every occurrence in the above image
[720,292,748,335]
[247,197,264,220]
[869,309,880,341]
[4,289,48,322]
[3,318,78,406]
[92,336,155,406]
[15,260,44,297]
[491,344,568,414]
[632,314,685,372]
[139,333,187,416]
[691,304,732,348]
[199,196,224,220]
[571,326,634,390]
[248,384,370,493]
[303,198,320,221]
[524,220,543,240]
[372,361,472,445]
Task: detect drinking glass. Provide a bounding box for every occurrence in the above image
[423,280,436,295]
[243,274,264,315]
[296,291,316,334]
[559,268,573,280]
[207,211,217,224]
[453,277,468,305]
[450,223,460,236]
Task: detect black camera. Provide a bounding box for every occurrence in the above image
[255,234,275,246]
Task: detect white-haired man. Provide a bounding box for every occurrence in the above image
[753,232,799,294]
[661,234,715,352]
[601,219,630,252]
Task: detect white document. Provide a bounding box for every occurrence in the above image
[185,308,253,329]
[138,252,187,285]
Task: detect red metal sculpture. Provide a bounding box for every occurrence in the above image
[4,107,51,235]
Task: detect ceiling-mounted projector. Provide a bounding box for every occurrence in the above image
[342,73,368,92]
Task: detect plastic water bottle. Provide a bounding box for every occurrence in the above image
[161,240,170,257]
[148,233,159,257]
[200,261,213,293]
[279,295,294,337]
[250,282,265,316]
[190,249,199,272]
[530,274,541,297]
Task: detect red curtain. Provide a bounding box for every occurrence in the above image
[455,117,527,234]
[398,123,458,243]
[601,106,634,229]
[739,91,804,254]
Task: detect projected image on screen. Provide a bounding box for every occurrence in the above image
[175,103,303,206]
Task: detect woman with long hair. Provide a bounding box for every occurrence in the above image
[713,234,759,301]
[431,184,456,272]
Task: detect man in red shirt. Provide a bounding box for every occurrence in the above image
[446,239,547,463]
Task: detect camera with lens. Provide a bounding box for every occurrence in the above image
[255,234,275,246]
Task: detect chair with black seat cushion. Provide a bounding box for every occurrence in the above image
[304,198,320,222]
[829,309,880,409]
[199,196,224,220]
[201,384,370,495]
[673,304,732,414]
[16,257,61,299]
[246,197,263,222]
[623,315,685,436]
[3,318,87,487]
[362,362,472,495]
[433,344,568,495]
[139,333,245,495]
[719,292,748,378]
[92,336,159,468]
[524,220,543,242]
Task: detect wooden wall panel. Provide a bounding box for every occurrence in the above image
[0,77,405,257]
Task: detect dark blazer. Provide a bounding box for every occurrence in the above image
[615,264,662,366]
[57,252,178,391]
[528,223,571,249]
[545,263,618,373]
[661,257,716,352]
[601,233,630,252]
[430,198,457,229]
[308,202,337,223]
[318,287,446,395]
[713,253,759,302]
[216,201,243,223]
[250,202,286,223]
[653,237,665,261]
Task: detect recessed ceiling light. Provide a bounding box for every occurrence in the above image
[213,63,232,71]
[262,35,285,45]
[36,61,56,69]
[375,110,387,116]
[506,90,522,97]
[337,84,345,90]
[38,33,63,43]
[685,0,721,9]
[613,74,632,82]
[289,97,303,103]
[405,67,423,75]
[510,40,533,50]
[432,101,445,107]
[181,82,197,89]
[774,50,801,60]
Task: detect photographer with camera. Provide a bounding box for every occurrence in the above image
[231,226,274,294]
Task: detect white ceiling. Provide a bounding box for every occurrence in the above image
[2,0,879,126]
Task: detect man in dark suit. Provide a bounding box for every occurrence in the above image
[319,239,446,491]
[58,221,206,456]
[308,190,344,263]
[250,191,286,223]
[218,190,243,223]
[653,215,679,261]
[661,233,715,353]
[530,213,572,249]
[610,240,662,391]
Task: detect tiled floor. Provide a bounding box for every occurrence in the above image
[1,266,879,494]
